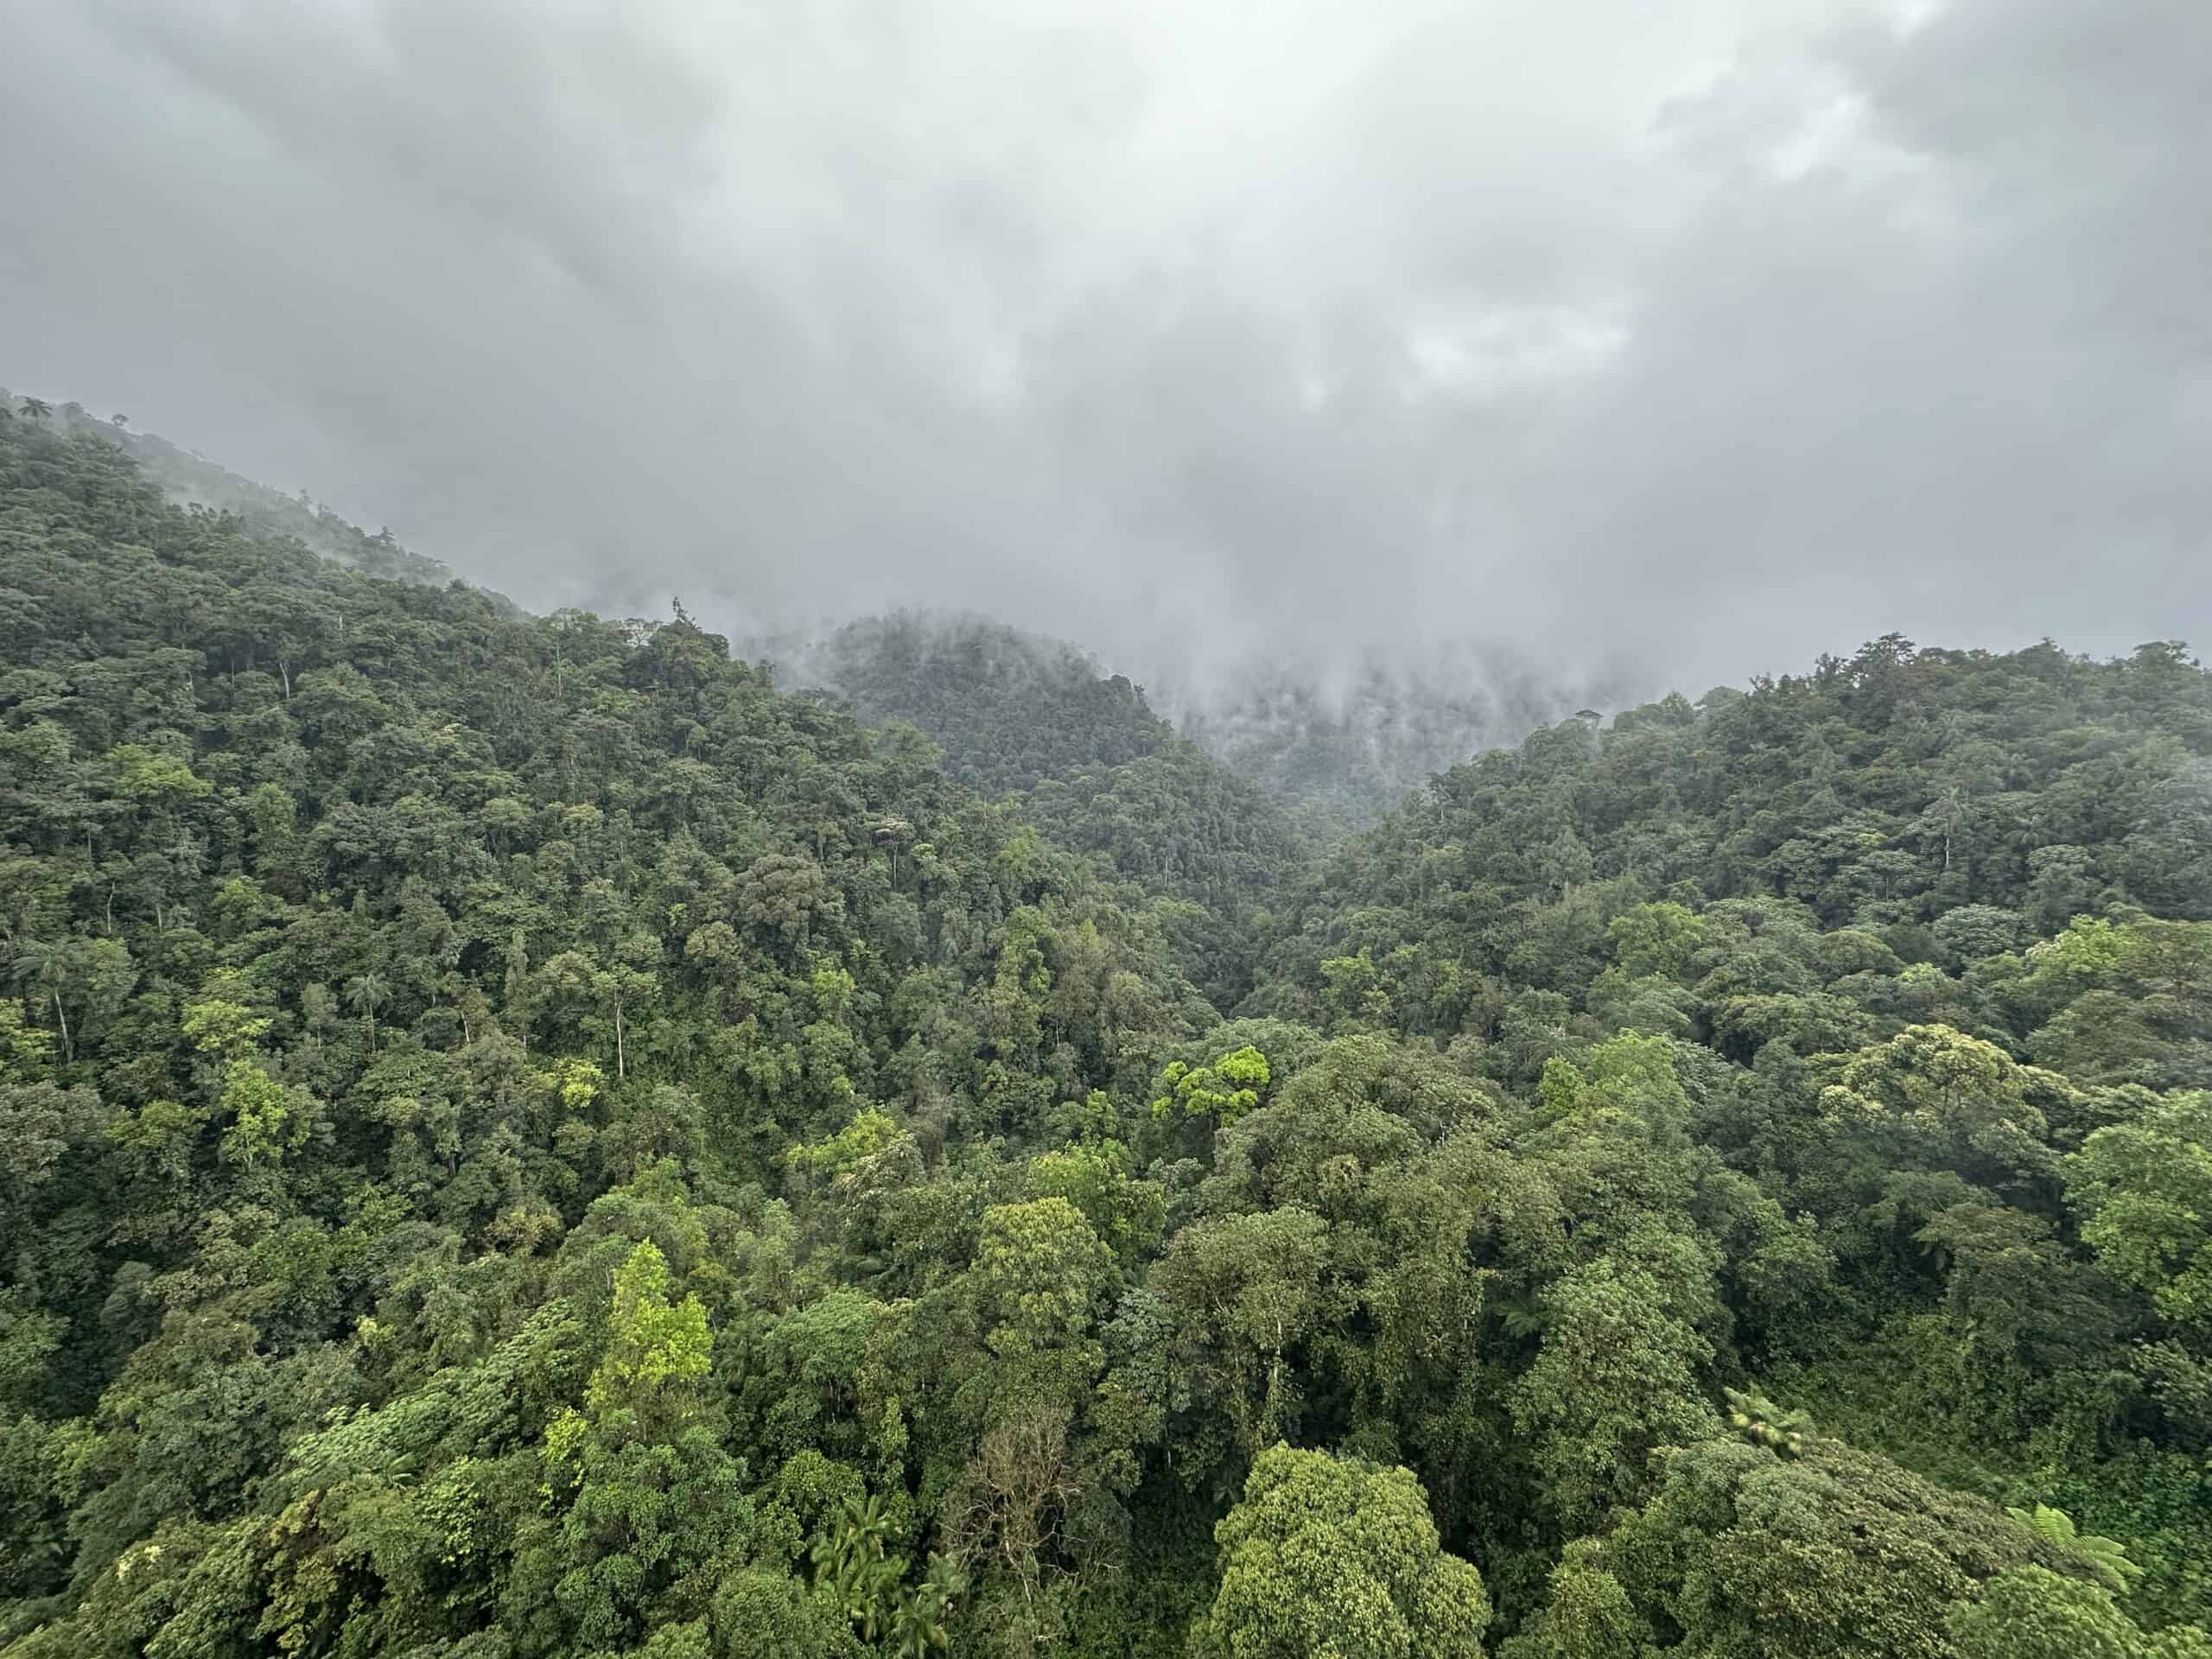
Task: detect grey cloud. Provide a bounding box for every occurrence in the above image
[3,0,2205,704]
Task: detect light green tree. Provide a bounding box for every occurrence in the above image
[580,1237,714,1434]
[2069,1091,2212,1328]
[1152,1045,1271,1134]
[1192,1444,1489,1659]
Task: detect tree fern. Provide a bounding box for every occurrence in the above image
[2005,1503,2144,1593]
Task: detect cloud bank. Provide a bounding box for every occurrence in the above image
[4,0,2206,695]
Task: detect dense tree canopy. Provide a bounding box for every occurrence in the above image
[790,610,1312,1009]
[2,406,2208,1656]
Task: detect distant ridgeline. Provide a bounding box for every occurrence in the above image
[782,611,1636,836]
[1155,645,1643,834]
[782,612,1177,798]
[779,611,1312,1007]
[9,388,1595,834]
[776,613,1624,839]
[0,386,460,589]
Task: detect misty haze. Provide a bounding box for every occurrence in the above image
[3,3,2210,1657]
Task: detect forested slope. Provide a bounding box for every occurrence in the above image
[1244,636,2212,1637]
[791,612,1310,1009]
[792,614,1176,798]
[1,388,455,587]
[3,401,2209,1659]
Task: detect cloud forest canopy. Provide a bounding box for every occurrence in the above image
[2,404,2211,1658]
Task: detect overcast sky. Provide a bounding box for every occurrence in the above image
[4,0,2206,696]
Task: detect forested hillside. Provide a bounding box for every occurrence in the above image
[3,399,2210,1659]
[0,389,454,588]
[790,615,1176,798]
[789,613,1309,1009]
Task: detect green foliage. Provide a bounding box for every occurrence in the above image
[791,611,1311,1004]
[105,744,213,802]
[1573,1433,2056,1658]
[1150,1046,1271,1131]
[792,1107,907,1180]
[1510,1262,1718,1529]
[581,1239,714,1432]
[1192,1444,1489,1659]
[2069,1091,2212,1327]
[1948,1566,2211,1659]
[1724,1389,1813,1459]
[3,411,2210,1658]
[2004,1503,2143,1594]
